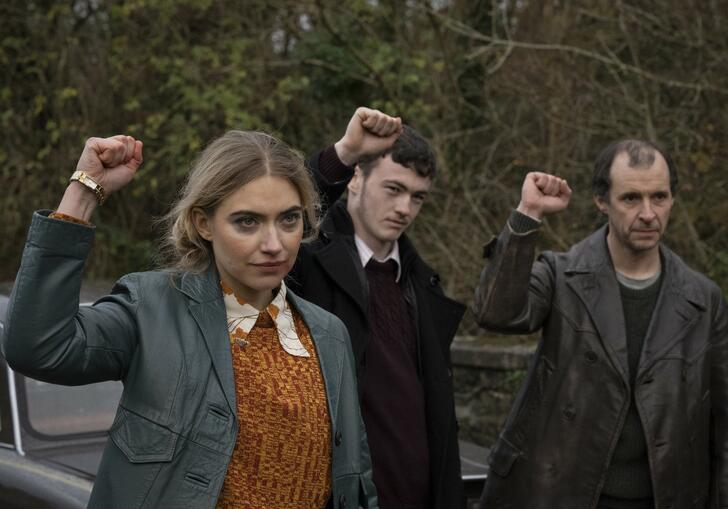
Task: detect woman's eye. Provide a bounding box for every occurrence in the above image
[236,216,258,227]
[281,213,302,226]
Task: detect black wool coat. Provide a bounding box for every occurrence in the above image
[286,158,466,509]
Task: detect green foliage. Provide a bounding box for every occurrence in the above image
[2,1,728,333]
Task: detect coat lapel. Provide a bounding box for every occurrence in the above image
[179,267,237,415]
[288,291,344,425]
[636,248,705,378]
[314,239,368,318]
[565,227,630,385]
[315,201,369,319]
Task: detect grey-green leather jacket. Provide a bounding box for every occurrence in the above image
[2,211,378,509]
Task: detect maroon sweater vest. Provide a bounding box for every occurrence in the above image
[361,258,429,509]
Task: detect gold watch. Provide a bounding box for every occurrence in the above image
[69,170,106,205]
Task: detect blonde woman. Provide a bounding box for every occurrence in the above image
[2,132,376,509]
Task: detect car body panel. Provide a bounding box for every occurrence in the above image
[0,446,93,509]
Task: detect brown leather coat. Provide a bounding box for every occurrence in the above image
[474,222,728,509]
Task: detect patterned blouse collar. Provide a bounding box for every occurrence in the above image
[221,280,310,358]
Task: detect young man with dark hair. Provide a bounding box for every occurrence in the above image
[288,108,466,509]
[474,140,728,509]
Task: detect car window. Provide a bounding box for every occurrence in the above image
[24,379,122,436]
[0,288,124,438]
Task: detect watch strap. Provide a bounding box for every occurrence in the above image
[69,170,106,205]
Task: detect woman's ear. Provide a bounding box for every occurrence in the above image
[191,207,213,241]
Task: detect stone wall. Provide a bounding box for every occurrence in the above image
[451,336,537,447]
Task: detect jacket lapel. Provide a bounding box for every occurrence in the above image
[179,267,237,415]
[314,239,369,318]
[315,201,369,318]
[288,291,343,425]
[565,227,630,385]
[636,248,705,378]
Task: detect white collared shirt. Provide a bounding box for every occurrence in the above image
[222,280,310,358]
[354,235,402,282]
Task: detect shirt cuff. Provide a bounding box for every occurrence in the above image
[317,145,355,183]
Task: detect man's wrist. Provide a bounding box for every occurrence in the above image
[515,203,543,221]
[333,140,357,167]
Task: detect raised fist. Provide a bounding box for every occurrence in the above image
[516,171,572,220]
[75,135,143,195]
[334,107,402,166]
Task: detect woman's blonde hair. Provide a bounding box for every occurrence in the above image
[159,130,319,272]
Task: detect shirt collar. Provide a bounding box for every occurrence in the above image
[221,280,310,358]
[354,234,402,282]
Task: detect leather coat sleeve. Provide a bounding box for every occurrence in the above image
[711,291,728,508]
[473,220,555,334]
[2,211,137,384]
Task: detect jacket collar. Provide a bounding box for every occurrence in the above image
[177,265,345,422]
[317,204,369,317]
[178,265,238,414]
[564,225,706,384]
[178,263,221,303]
[322,200,355,237]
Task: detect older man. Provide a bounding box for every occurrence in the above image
[474,140,728,509]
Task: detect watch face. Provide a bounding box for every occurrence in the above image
[71,171,104,203]
[83,176,98,190]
